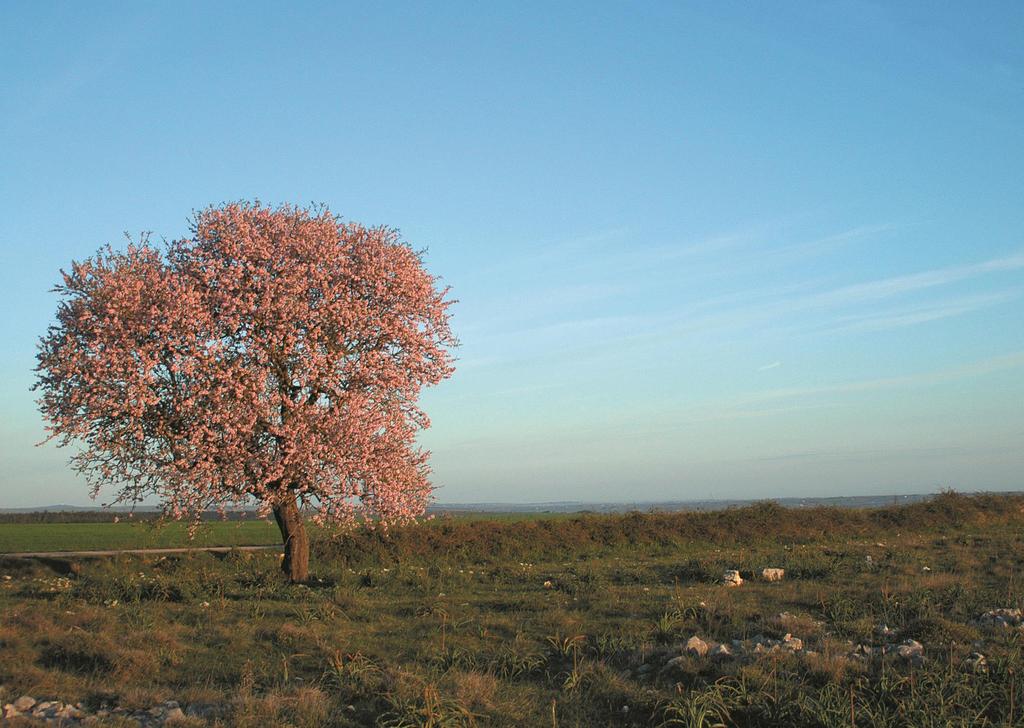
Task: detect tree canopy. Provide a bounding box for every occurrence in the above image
[35,202,456,580]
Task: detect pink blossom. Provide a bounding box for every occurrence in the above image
[35,202,457,532]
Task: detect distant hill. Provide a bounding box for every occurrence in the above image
[8,490,1021,516]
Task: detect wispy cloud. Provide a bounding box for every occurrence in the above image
[456,231,1024,376]
[821,290,1019,334]
[659,249,1024,341]
[757,361,782,371]
[807,250,1024,308]
[759,223,900,262]
[471,227,630,276]
[605,222,895,278]
[746,350,1024,405]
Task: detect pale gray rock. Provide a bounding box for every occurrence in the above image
[978,608,1023,628]
[894,639,924,665]
[782,634,803,651]
[57,704,83,720]
[709,643,733,659]
[962,652,988,674]
[13,696,36,712]
[685,635,709,657]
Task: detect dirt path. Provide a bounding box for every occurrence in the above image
[1,544,281,559]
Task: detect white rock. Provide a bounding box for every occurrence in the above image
[962,652,988,674]
[13,696,36,712]
[709,643,733,659]
[56,704,83,719]
[875,624,898,638]
[978,608,1023,628]
[782,634,803,651]
[762,568,785,582]
[722,570,743,586]
[895,639,924,663]
[685,635,709,657]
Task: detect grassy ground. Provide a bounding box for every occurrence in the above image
[0,521,283,553]
[0,512,564,553]
[0,492,1022,726]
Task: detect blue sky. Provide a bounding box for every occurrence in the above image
[1,2,1022,507]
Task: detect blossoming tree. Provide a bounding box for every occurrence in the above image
[35,202,456,581]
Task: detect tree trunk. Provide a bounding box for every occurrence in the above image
[272,493,309,583]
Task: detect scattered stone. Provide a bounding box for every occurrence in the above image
[921,566,932,572]
[849,644,875,660]
[894,639,925,665]
[684,635,709,657]
[781,634,803,651]
[663,655,687,671]
[762,568,785,582]
[962,652,988,674]
[57,703,84,719]
[722,570,743,586]
[0,695,227,726]
[977,608,1023,628]
[709,643,733,659]
[875,624,899,638]
[34,700,61,719]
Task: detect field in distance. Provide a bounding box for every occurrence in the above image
[0,494,965,554]
[0,521,283,554]
[1,492,1022,727]
[0,512,565,554]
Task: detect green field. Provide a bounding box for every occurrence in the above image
[0,512,563,554]
[1,493,1023,727]
[0,521,283,553]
